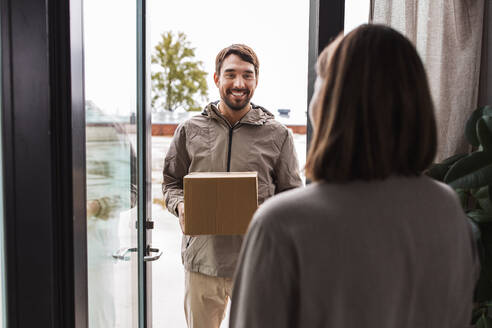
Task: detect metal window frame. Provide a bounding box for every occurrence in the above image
[136,0,154,326]
[306,0,345,170]
[479,0,492,107]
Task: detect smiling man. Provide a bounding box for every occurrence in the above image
[163,44,302,328]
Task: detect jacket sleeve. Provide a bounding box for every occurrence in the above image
[162,123,190,217]
[274,129,303,193]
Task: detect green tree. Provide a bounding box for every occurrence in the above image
[151,31,208,112]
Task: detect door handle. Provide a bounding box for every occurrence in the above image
[112,246,162,261]
[144,247,163,262]
[112,247,137,261]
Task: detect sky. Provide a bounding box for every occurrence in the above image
[147,0,310,121]
[83,0,369,124]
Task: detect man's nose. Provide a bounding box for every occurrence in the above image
[232,76,246,89]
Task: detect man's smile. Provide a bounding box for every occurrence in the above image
[228,89,249,98]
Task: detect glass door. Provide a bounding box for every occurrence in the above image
[83,0,155,327]
[148,1,309,327]
[83,0,317,326]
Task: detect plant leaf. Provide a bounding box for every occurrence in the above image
[468,217,482,242]
[476,314,492,328]
[473,186,490,200]
[478,186,492,215]
[467,107,487,147]
[426,154,468,181]
[478,117,492,153]
[426,163,449,181]
[469,210,492,223]
[444,152,492,189]
[484,105,492,116]
[473,307,484,325]
[441,153,468,166]
[456,188,468,208]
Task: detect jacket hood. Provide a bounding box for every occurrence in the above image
[201,101,275,126]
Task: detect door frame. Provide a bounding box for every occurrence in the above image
[0,0,346,327]
[306,0,345,159]
[0,0,87,326]
[136,0,154,326]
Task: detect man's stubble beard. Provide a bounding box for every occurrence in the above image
[221,89,253,111]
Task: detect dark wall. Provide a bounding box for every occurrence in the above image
[306,0,345,165]
[0,0,86,326]
[2,0,56,325]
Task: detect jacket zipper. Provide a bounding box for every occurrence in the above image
[227,127,233,172]
[214,108,239,172]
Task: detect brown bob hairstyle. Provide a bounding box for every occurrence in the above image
[305,24,437,182]
[215,44,260,77]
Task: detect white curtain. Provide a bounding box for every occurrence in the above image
[371,0,485,160]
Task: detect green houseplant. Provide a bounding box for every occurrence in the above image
[427,105,492,327]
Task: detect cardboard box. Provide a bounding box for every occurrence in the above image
[183,172,258,235]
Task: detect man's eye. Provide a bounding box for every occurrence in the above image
[225,74,235,78]
[244,74,254,80]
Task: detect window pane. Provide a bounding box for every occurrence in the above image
[344,0,370,33]
[83,0,138,327]
[149,1,309,326]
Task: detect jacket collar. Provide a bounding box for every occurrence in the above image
[201,101,274,126]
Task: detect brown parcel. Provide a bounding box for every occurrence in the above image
[183,172,258,235]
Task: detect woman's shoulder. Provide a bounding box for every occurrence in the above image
[395,175,462,204]
[251,183,326,229]
[252,176,462,228]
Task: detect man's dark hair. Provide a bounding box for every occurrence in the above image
[305,24,437,182]
[215,44,259,77]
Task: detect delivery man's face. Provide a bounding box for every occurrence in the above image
[214,54,258,111]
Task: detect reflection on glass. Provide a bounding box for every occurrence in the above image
[85,102,137,327]
[83,0,138,327]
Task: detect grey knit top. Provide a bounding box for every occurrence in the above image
[230,176,478,328]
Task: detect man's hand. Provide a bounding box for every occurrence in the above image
[177,202,185,234]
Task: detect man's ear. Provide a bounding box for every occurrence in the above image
[213,72,219,87]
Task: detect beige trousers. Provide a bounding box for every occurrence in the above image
[184,270,233,328]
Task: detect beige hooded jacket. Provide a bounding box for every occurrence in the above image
[163,101,302,277]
